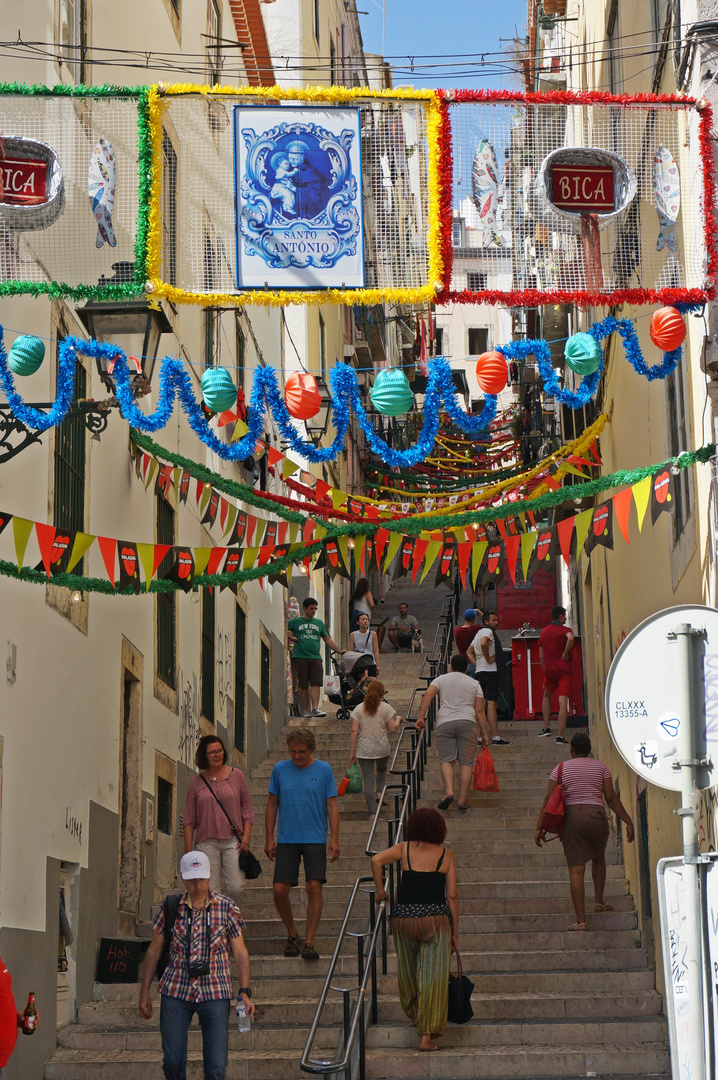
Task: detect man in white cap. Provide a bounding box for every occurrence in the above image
[139,850,254,1080]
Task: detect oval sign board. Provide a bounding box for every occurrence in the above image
[605,605,718,792]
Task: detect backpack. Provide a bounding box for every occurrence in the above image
[156,893,182,979]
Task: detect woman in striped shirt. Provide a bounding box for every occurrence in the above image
[535,732,634,931]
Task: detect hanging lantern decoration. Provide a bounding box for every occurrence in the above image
[284,371,321,420]
[650,307,686,351]
[7,335,45,376]
[564,332,602,376]
[369,368,414,416]
[201,367,237,414]
[475,351,508,395]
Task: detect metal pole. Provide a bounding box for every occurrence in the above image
[343,989,352,1080]
[670,622,706,1080]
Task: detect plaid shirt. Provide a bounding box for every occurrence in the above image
[152,890,245,1002]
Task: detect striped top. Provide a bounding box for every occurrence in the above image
[550,757,611,807]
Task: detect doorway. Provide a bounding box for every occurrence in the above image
[118,640,143,936]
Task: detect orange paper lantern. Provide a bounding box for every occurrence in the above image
[284,372,321,420]
[475,351,508,395]
[649,307,686,351]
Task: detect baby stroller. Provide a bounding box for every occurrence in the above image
[327,651,377,720]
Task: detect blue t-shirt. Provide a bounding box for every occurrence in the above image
[268,758,337,844]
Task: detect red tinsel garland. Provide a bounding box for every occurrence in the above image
[436,94,454,302]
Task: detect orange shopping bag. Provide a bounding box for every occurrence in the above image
[473,747,500,792]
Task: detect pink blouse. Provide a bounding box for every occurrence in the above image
[549,758,611,807]
[183,769,254,843]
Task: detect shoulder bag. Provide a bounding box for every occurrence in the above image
[541,760,566,839]
[200,773,262,879]
[447,949,474,1024]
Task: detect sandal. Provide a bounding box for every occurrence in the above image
[302,941,320,960]
[284,935,300,957]
[594,903,614,912]
[566,922,588,932]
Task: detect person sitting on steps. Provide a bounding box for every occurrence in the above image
[388,603,420,652]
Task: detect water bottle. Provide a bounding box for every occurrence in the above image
[236,999,251,1033]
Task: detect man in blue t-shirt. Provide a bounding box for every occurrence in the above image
[264,727,340,961]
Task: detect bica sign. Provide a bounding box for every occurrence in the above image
[0,158,47,204]
[537,147,636,233]
[551,164,614,212]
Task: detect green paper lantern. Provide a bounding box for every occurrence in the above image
[7,334,45,376]
[564,332,602,376]
[201,367,237,413]
[369,369,414,417]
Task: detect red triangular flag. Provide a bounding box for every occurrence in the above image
[315,480,331,502]
[588,439,602,464]
[374,527,390,568]
[196,481,205,507]
[219,498,229,532]
[277,522,288,545]
[303,520,316,543]
[457,541,472,586]
[207,547,226,576]
[542,475,562,491]
[412,537,430,584]
[556,517,575,568]
[245,515,257,546]
[504,533,521,585]
[267,446,283,467]
[613,487,632,545]
[496,518,508,541]
[365,503,379,520]
[98,536,118,588]
[35,522,56,577]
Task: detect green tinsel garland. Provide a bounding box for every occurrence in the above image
[134,89,152,287]
[0,81,143,98]
[130,431,309,524]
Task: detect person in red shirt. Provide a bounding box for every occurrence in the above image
[0,958,37,1077]
[454,609,480,674]
[538,606,574,743]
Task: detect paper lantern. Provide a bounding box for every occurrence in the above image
[369,369,414,416]
[201,367,237,413]
[7,335,45,376]
[564,332,602,376]
[650,307,686,351]
[284,371,321,420]
[475,351,508,395]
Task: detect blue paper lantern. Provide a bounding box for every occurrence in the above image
[201,367,237,413]
[7,335,45,376]
[564,332,602,376]
[369,369,414,417]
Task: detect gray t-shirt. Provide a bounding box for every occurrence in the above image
[431,672,484,725]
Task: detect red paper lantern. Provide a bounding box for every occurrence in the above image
[284,372,321,420]
[650,307,686,351]
[475,351,508,395]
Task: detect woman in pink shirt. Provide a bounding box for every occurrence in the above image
[183,734,254,902]
[534,732,634,931]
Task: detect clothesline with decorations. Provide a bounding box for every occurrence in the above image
[0,447,710,596]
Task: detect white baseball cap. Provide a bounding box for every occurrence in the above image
[180,851,211,880]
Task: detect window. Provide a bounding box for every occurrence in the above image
[434,327,444,356]
[319,312,327,382]
[234,605,246,752]
[452,221,463,247]
[201,587,216,722]
[260,639,270,712]
[313,0,320,45]
[666,365,691,541]
[57,0,88,83]
[206,0,221,85]
[156,494,176,690]
[157,777,173,835]
[468,328,488,355]
[467,271,487,291]
[162,133,177,287]
[330,37,337,85]
[54,352,86,573]
[235,314,246,394]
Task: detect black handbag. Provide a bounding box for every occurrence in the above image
[447,950,474,1024]
[200,773,262,879]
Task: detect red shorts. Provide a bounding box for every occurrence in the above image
[544,673,571,697]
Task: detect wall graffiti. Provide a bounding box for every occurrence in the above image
[178,670,200,767]
[65,806,83,845]
[216,627,233,717]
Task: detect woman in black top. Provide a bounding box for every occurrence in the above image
[371,808,458,1051]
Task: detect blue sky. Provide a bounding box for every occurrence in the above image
[357,0,529,90]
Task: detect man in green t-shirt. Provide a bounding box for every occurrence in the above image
[288,598,344,717]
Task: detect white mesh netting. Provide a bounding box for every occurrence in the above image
[157,94,431,296]
[448,98,708,301]
[0,95,141,290]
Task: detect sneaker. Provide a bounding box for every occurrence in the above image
[284,935,300,957]
[302,712,312,719]
[556,735,569,745]
[311,708,327,717]
[538,728,551,737]
[302,941,319,960]
[492,737,510,745]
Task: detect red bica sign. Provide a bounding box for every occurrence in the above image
[551,164,614,212]
[0,158,48,204]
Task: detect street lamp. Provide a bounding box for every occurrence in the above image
[304,379,333,445]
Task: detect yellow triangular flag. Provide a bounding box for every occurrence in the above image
[289,523,299,544]
[354,535,365,571]
[172,468,182,499]
[242,546,259,570]
[519,512,526,531]
[633,475,652,532]
[12,517,34,571]
[471,540,488,588]
[194,548,211,578]
[199,485,213,515]
[315,524,327,541]
[382,530,402,571]
[231,419,249,443]
[331,488,347,511]
[282,459,300,480]
[137,543,157,592]
[574,508,593,558]
[521,530,538,582]
[560,464,593,480]
[66,532,95,574]
[223,503,238,539]
[420,540,443,584]
[338,536,350,569]
[144,458,159,491]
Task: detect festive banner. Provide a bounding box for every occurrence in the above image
[651,468,676,524]
[584,503,613,554]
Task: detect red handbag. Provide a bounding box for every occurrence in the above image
[542,761,565,838]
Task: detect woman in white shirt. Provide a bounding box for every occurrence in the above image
[348,612,381,678]
[349,680,402,814]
